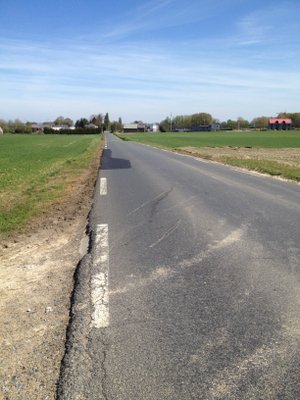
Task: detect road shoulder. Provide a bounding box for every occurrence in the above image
[0,146,102,400]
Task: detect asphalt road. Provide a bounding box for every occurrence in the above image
[58,133,300,400]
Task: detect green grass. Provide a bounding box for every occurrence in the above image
[0,134,102,235]
[220,157,300,181]
[118,130,300,148]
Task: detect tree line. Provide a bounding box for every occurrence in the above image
[160,112,300,131]
[160,113,213,132]
[0,112,124,134]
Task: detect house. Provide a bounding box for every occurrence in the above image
[31,123,75,132]
[191,123,220,132]
[51,125,75,131]
[31,123,44,132]
[123,123,146,133]
[269,118,292,130]
[146,123,160,132]
[86,123,99,129]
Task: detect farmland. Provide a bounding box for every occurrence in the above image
[119,131,300,181]
[119,130,300,148]
[0,134,102,235]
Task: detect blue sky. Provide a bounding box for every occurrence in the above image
[0,0,299,123]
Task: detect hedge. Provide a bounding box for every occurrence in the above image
[43,127,102,135]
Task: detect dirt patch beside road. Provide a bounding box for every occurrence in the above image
[0,146,102,400]
[178,147,300,181]
[178,147,300,166]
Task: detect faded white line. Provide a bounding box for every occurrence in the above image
[91,224,109,329]
[100,177,107,195]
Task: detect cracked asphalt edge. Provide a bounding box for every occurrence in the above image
[57,170,105,400]
[57,222,108,400]
[56,231,93,400]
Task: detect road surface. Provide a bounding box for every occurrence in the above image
[58,133,300,400]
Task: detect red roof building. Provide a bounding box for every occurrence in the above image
[269,118,292,130]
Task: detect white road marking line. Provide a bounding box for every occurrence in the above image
[91,224,109,329]
[100,177,107,195]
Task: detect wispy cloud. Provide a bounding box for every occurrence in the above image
[235,1,300,47]
[101,0,177,39]
[100,0,235,40]
[1,36,299,88]
[237,16,272,45]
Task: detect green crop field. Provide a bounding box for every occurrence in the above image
[0,134,102,235]
[118,130,300,181]
[119,130,300,149]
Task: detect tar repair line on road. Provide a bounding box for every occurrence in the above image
[91,224,110,329]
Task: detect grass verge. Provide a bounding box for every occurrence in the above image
[220,157,300,181]
[0,134,102,236]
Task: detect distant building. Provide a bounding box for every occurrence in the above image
[123,123,146,133]
[146,123,160,132]
[191,123,220,132]
[86,123,99,129]
[31,123,75,132]
[31,123,44,132]
[269,118,292,130]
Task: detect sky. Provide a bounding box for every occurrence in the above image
[0,0,299,123]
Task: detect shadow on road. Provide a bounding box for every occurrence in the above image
[101,149,131,170]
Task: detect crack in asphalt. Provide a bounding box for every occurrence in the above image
[149,187,173,222]
[94,329,109,400]
[149,219,181,248]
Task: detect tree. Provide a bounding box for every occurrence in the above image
[104,113,110,131]
[226,119,238,130]
[172,115,191,130]
[64,117,74,127]
[160,112,213,132]
[75,118,89,128]
[191,113,213,127]
[90,114,103,128]
[159,117,172,132]
[54,116,65,126]
[277,112,300,128]
[54,116,73,127]
[237,117,250,129]
[0,119,8,133]
[9,119,28,133]
[251,116,269,129]
[111,120,123,133]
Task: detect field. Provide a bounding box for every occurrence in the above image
[119,131,300,181]
[119,130,300,148]
[0,134,102,235]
